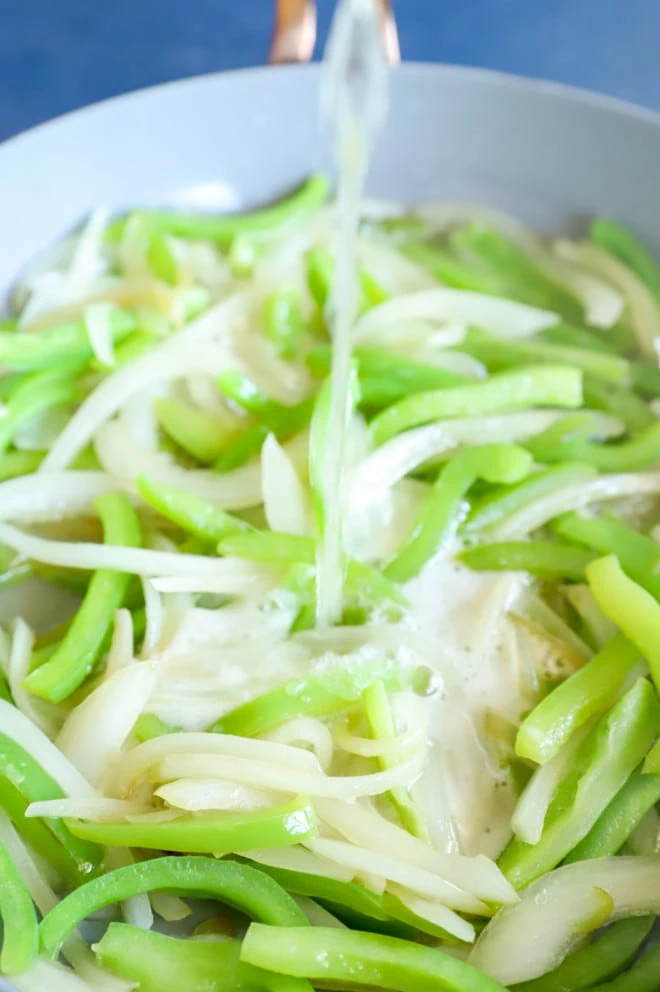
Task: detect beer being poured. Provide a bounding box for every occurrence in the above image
[315,0,389,627]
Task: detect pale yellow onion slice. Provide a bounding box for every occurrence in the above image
[470,856,660,984]
[305,837,486,916]
[55,664,157,788]
[154,748,425,801]
[354,288,558,343]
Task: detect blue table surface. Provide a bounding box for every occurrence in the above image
[1,0,659,143]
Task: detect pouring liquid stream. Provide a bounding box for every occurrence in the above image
[315,0,389,626]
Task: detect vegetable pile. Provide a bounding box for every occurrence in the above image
[1,174,660,991]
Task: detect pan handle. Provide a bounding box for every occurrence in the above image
[269,0,400,65]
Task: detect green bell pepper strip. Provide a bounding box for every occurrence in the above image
[354,346,467,389]
[527,416,660,472]
[306,247,390,312]
[0,671,11,703]
[384,443,533,582]
[0,733,102,883]
[107,174,330,245]
[155,397,243,463]
[217,371,303,430]
[238,858,451,941]
[590,219,660,300]
[219,531,407,610]
[564,765,660,861]
[0,842,38,975]
[66,799,317,855]
[133,713,178,742]
[586,555,660,694]
[510,916,655,992]
[137,475,250,543]
[0,310,135,371]
[582,376,654,433]
[212,659,428,738]
[358,377,409,411]
[0,369,80,456]
[451,224,583,320]
[263,285,307,360]
[119,213,179,284]
[631,361,660,400]
[539,322,623,355]
[214,424,269,472]
[362,679,428,841]
[464,462,596,535]
[39,855,310,959]
[101,328,158,368]
[23,492,142,702]
[95,924,284,992]
[0,559,33,590]
[457,540,595,581]
[0,776,91,886]
[515,634,641,765]
[241,924,508,992]
[306,344,468,390]
[586,944,660,992]
[459,329,629,384]
[400,240,507,295]
[554,514,660,601]
[306,246,334,307]
[0,450,44,481]
[499,677,660,889]
[370,365,583,445]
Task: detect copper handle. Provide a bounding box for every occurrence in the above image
[269,0,400,65]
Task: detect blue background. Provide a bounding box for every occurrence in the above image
[1,0,659,142]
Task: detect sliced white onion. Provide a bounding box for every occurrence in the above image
[56,663,156,787]
[246,845,355,881]
[306,838,484,914]
[0,807,59,914]
[348,411,622,514]
[155,749,425,801]
[470,856,660,984]
[105,609,135,676]
[26,798,151,821]
[333,721,424,758]
[0,697,96,797]
[109,731,321,797]
[261,433,310,536]
[155,778,280,812]
[13,405,72,452]
[315,798,516,905]
[490,472,660,539]
[12,960,99,992]
[264,716,335,772]
[149,569,278,595]
[149,892,192,922]
[84,301,117,367]
[388,884,476,943]
[105,846,154,931]
[8,617,60,738]
[0,471,120,524]
[40,294,246,471]
[556,239,660,361]
[357,238,439,295]
[0,522,267,580]
[511,722,592,844]
[119,384,162,452]
[355,289,558,343]
[95,419,263,509]
[69,207,111,283]
[140,578,163,657]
